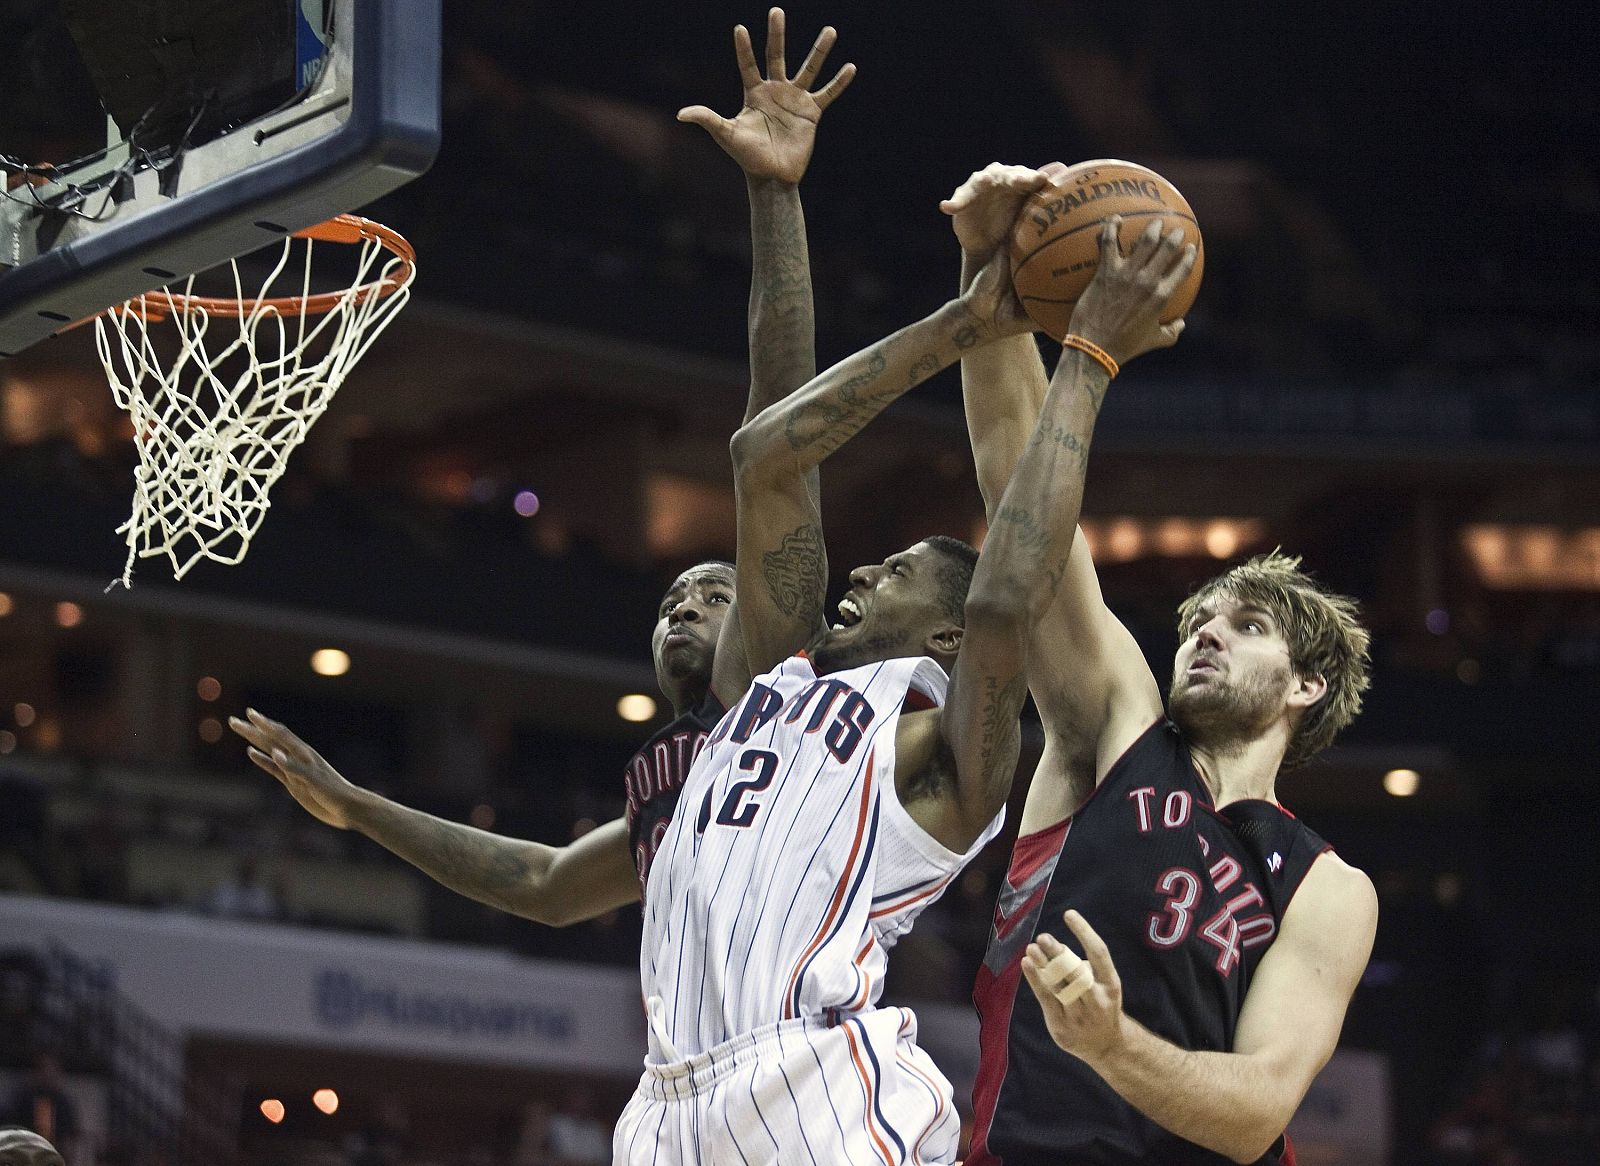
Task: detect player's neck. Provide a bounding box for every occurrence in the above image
[1188,731,1285,807]
[666,682,709,719]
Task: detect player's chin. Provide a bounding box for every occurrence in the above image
[660,639,712,678]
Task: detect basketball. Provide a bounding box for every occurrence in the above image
[1009,159,1204,338]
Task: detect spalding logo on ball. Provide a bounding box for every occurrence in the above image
[1010,159,1204,340]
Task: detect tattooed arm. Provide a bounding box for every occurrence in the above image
[728,252,1030,679]
[944,166,1163,800]
[675,10,854,705]
[902,214,1198,852]
[231,711,638,926]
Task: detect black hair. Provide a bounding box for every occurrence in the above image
[921,535,979,626]
[659,560,736,605]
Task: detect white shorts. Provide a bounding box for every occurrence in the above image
[614,1007,961,1165]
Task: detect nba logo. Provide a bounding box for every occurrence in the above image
[296,1,330,89]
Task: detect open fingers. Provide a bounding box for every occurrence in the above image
[1019,952,1055,1005]
[1127,217,1165,267]
[241,708,314,769]
[732,24,761,89]
[676,105,729,135]
[812,61,856,111]
[764,7,788,82]
[244,746,285,780]
[1098,215,1125,267]
[791,24,836,89]
[1154,239,1198,298]
[1064,909,1119,989]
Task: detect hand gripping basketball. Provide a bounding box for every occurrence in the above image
[1040,943,1096,1007]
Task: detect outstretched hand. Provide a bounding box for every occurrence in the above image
[942,161,1069,264]
[229,708,361,831]
[677,8,855,184]
[1067,216,1196,368]
[1020,909,1127,1062]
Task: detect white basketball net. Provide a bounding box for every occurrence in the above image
[93,224,413,587]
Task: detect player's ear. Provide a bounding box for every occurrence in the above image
[1288,671,1327,711]
[927,624,963,658]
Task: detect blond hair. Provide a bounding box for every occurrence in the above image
[1175,552,1372,771]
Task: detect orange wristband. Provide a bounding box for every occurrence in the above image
[1060,334,1119,380]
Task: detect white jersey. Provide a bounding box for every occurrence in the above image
[639,653,1003,1060]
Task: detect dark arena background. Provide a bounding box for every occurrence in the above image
[2,1,1596,1163]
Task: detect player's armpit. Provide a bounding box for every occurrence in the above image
[1228,852,1379,1143]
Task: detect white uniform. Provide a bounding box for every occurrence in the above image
[616,654,1003,1165]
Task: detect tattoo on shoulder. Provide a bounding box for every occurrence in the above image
[762,523,827,620]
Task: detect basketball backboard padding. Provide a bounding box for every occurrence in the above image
[0,0,439,359]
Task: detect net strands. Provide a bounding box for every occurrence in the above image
[93,217,413,587]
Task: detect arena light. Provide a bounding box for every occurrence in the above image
[310,648,351,677]
[259,1099,285,1124]
[13,702,35,727]
[0,591,12,617]
[1383,768,1420,798]
[1077,517,1266,565]
[55,601,84,628]
[197,676,223,701]
[312,1089,339,1115]
[0,730,15,755]
[198,718,224,744]
[1462,523,1600,590]
[617,694,657,722]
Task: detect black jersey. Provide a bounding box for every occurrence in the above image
[969,720,1330,1166]
[623,690,725,893]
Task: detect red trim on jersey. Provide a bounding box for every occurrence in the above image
[968,956,1025,1166]
[968,814,1073,1165]
[783,746,877,1019]
[903,688,937,713]
[868,873,954,919]
[846,934,880,1012]
[842,1020,896,1166]
[1009,815,1072,874]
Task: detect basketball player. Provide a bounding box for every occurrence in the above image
[612,175,1196,1163]
[944,164,1379,1164]
[229,10,854,921]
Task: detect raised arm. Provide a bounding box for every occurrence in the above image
[727,253,1027,679]
[915,215,1197,852]
[675,8,854,704]
[946,167,1170,791]
[230,711,638,927]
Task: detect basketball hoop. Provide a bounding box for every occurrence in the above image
[89,213,415,587]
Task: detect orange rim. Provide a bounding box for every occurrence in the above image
[100,213,415,325]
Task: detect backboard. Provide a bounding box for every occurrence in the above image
[0,0,440,358]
